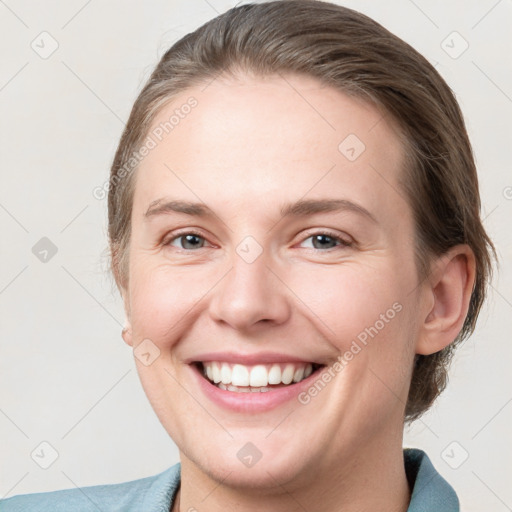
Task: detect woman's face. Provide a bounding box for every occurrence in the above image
[123,74,428,488]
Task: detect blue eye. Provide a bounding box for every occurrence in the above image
[169,233,206,250]
[300,233,350,250]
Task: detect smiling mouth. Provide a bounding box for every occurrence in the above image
[194,361,325,393]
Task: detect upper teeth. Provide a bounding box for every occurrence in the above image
[202,362,314,387]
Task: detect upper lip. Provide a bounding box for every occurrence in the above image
[185,351,326,366]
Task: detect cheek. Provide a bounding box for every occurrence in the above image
[127,260,212,346]
[287,263,416,382]
[288,263,403,342]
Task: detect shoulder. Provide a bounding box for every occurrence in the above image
[0,463,181,512]
[404,448,459,512]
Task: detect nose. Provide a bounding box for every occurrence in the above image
[208,251,291,332]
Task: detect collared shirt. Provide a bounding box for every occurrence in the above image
[0,448,459,511]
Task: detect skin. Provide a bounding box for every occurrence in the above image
[120,73,475,512]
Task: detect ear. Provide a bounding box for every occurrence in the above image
[415,245,476,355]
[111,243,133,346]
[120,286,134,348]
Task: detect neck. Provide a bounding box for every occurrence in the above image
[175,434,411,512]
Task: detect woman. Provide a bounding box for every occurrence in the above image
[2,1,495,510]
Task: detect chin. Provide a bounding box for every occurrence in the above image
[183,436,316,493]
[204,457,309,492]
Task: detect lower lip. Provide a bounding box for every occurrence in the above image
[190,363,324,413]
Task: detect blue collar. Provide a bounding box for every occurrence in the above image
[404,448,459,511]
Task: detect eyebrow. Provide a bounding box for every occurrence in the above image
[279,198,378,223]
[145,199,213,218]
[144,198,377,224]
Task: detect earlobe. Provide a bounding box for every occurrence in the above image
[122,325,133,347]
[416,245,476,355]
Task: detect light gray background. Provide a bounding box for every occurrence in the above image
[1,0,511,510]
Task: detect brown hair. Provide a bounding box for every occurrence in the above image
[108,0,496,422]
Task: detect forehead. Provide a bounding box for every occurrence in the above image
[132,73,408,225]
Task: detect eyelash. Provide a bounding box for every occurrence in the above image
[298,230,353,250]
[163,230,211,250]
[163,229,353,252]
